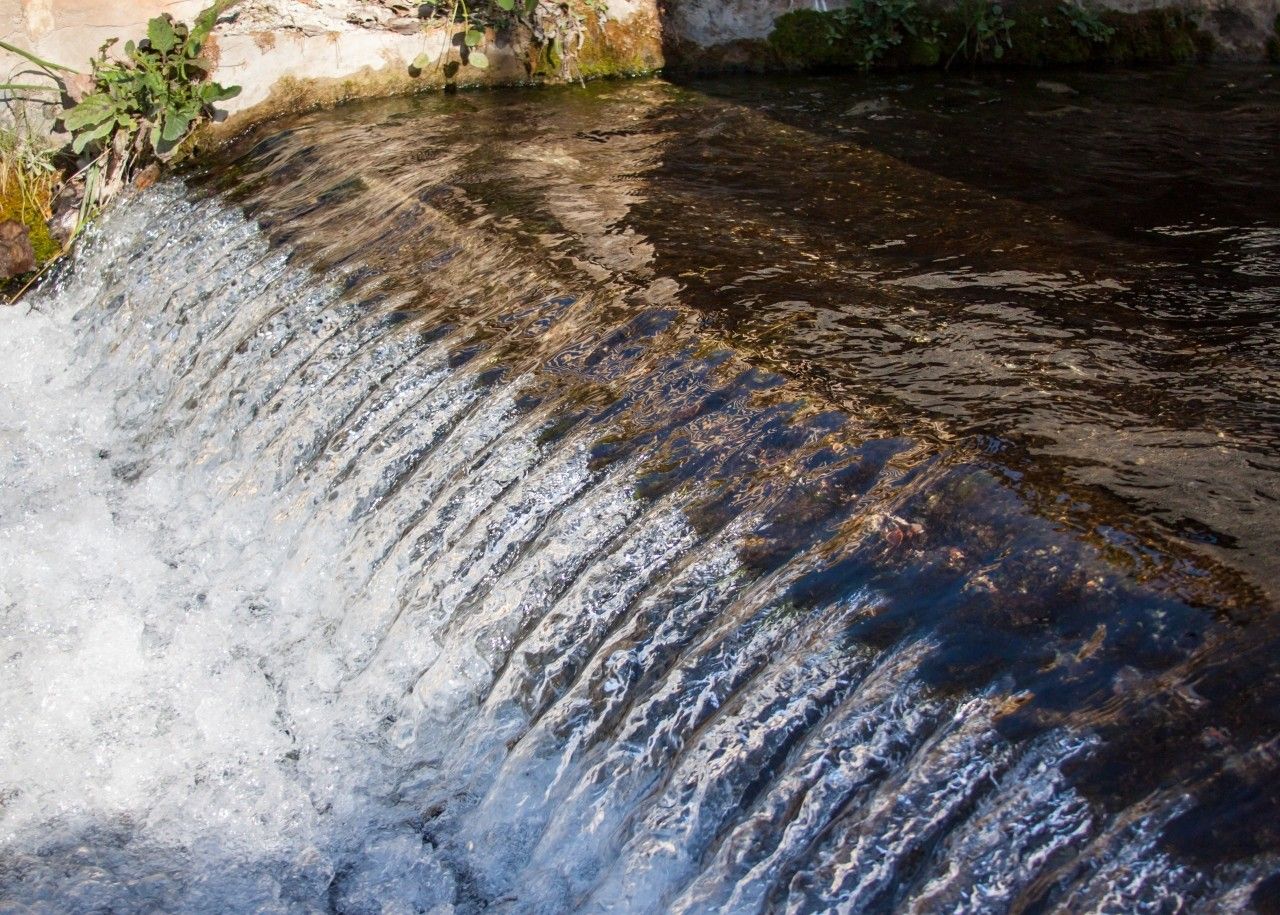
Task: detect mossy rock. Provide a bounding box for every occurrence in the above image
[1100,7,1213,64]
[0,177,59,268]
[769,9,860,68]
[904,36,944,67]
[767,0,1214,74]
[573,9,664,79]
[999,8,1095,66]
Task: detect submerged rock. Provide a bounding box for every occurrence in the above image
[1037,79,1079,95]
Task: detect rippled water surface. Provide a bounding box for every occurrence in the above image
[0,69,1277,913]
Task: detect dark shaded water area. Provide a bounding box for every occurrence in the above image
[4,68,1277,912]
[672,68,1280,599]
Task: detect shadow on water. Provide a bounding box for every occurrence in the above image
[637,68,1280,607]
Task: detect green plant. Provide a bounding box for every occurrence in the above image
[1059,1,1116,43]
[0,114,57,214]
[0,1,239,245]
[768,2,939,70]
[64,3,241,162]
[831,0,927,70]
[948,0,1016,66]
[412,0,609,77]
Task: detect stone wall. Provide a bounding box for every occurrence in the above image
[1,0,665,136]
[0,0,1275,143]
[662,0,1280,62]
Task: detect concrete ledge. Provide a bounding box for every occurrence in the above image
[1,0,665,142]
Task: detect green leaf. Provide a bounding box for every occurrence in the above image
[63,95,116,131]
[161,112,193,144]
[468,49,489,69]
[96,65,129,83]
[199,81,241,103]
[191,0,241,48]
[148,16,178,53]
[72,119,113,155]
[465,28,484,47]
[0,39,78,76]
[497,0,515,9]
[412,52,433,71]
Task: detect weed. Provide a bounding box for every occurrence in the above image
[413,0,610,77]
[0,1,241,246]
[948,0,1016,66]
[0,117,60,267]
[1059,1,1117,44]
[832,0,928,70]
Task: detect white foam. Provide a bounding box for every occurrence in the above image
[0,246,454,914]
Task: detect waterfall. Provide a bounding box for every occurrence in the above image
[0,141,1272,911]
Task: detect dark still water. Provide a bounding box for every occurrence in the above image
[657,69,1280,603]
[1,70,1276,912]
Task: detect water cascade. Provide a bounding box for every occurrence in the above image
[1,76,1277,913]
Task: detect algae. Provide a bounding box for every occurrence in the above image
[764,0,1214,72]
[572,10,665,81]
[0,156,59,269]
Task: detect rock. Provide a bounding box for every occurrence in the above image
[49,206,80,247]
[1028,105,1091,119]
[1036,80,1079,95]
[843,98,892,118]
[0,220,37,280]
[387,16,423,35]
[133,163,162,191]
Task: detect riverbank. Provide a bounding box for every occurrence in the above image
[0,1,1276,294]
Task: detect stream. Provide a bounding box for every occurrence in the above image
[1,69,1277,913]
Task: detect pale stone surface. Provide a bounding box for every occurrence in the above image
[3,1,210,69]
[0,0,664,134]
[665,0,851,46]
[1101,0,1280,57]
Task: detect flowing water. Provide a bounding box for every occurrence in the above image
[1,69,1277,913]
